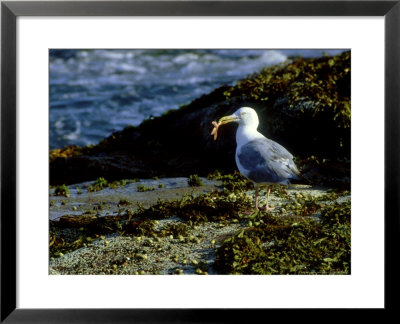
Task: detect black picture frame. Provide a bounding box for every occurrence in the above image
[1,0,399,322]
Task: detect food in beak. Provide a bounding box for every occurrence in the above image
[211,115,238,140]
[211,121,220,141]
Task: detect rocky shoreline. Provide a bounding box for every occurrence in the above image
[50,176,351,275]
[49,52,351,275]
[50,51,350,188]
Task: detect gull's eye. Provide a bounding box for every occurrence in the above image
[241,112,246,116]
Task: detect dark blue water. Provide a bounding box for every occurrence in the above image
[50,49,345,149]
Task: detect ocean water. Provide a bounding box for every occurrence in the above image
[50,49,345,149]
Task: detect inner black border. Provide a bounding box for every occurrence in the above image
[1,1,399,322]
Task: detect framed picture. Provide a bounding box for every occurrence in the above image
[1,0,398,322]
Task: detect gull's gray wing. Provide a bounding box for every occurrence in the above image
[237,137,300,184]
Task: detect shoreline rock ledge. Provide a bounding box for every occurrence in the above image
[50,51,350,188]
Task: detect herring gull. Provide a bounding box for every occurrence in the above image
[211,107,300,210]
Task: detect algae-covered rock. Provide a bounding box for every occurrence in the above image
[50,51,350,187]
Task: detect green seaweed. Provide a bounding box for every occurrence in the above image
[129,219,158,237]
[161,223,189,238]
[54,184,70,197]
[214,201,351,274]
[137,184,155,192]
[87,177,133,192]
[88,177,108,192]
[188,174,204,187]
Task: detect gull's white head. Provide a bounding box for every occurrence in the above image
[218,107,259,129]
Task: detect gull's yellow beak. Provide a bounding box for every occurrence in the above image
[211,113,240,141]
[218,114,240,125]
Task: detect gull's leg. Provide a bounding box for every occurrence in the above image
[254,185,259,210]
[265,185,275,211]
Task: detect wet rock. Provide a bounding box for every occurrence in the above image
[50,52,350,187]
